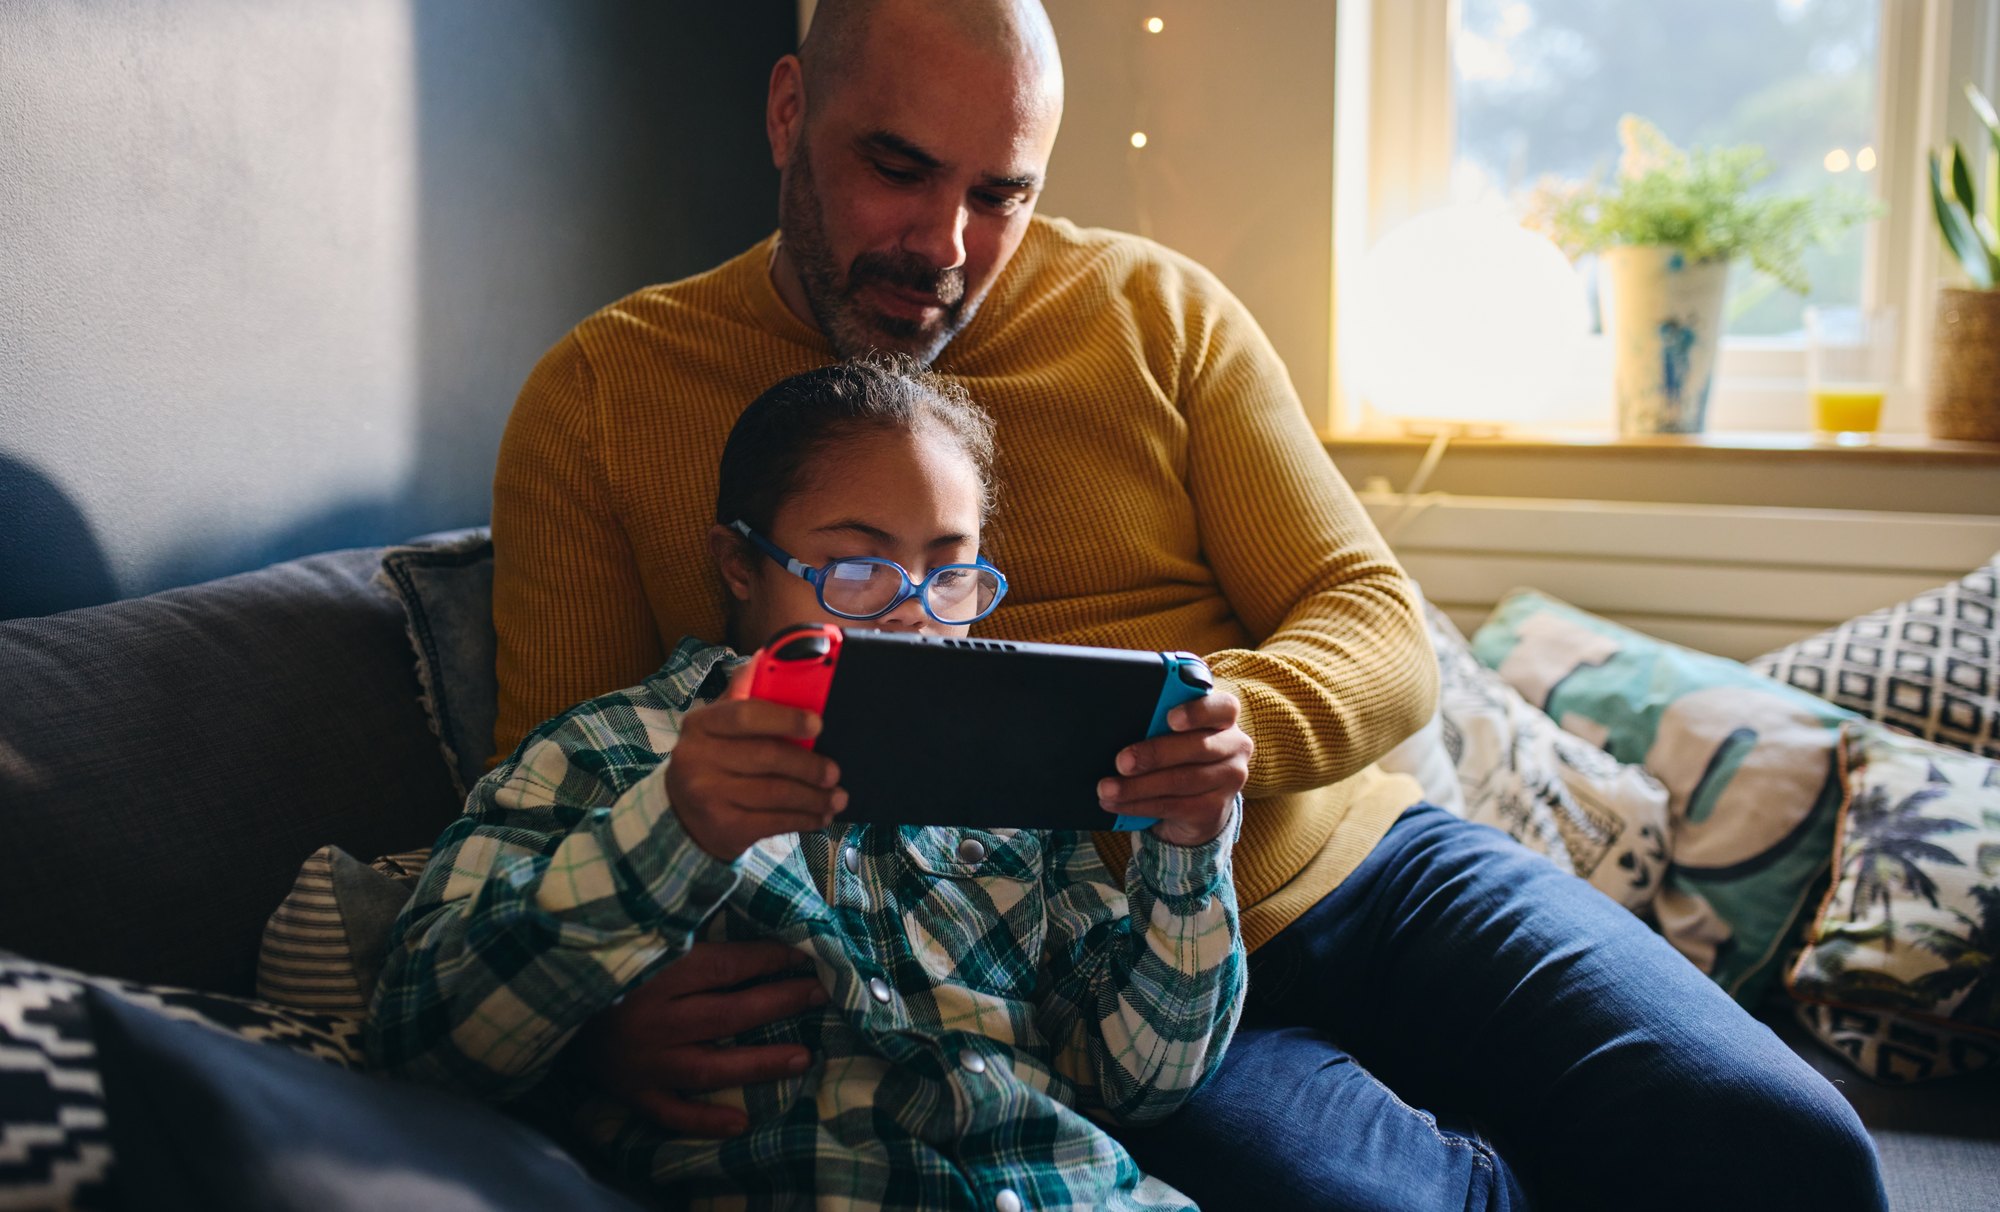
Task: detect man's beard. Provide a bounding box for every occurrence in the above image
[780,146,978,363]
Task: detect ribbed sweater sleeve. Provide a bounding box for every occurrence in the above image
[1174,263,1438,795]
[491,336,663,762]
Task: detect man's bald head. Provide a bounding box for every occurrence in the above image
[798,0,1064,120]
[767,0,1065,361]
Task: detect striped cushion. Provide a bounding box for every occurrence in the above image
[256,847,430,1013]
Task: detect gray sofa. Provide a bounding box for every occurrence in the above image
[1,538,1995,1209]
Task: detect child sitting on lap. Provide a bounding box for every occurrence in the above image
[367,358,1250,1211]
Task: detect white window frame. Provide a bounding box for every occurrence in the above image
[1332,0,2000,436]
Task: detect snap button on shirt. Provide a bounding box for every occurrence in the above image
[995,1189,1023,1212]
[958,1048,987,1074]
[956,836,988,863]
[842,845,860,874]
[867,976,892,1004]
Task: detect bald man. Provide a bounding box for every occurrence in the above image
[462,1,1885,1208]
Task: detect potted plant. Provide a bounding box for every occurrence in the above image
[1926,84,2000,442]
[1528,117,1874,435]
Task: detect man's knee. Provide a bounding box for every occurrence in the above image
[1117,1029,1533,1212]
[1695,1068,1885,1211]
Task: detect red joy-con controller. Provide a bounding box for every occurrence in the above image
[745,623,843,748]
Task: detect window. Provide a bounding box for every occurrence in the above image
[1335,0,2000,435]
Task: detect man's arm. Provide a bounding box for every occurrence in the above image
[1176,265,1437,796]
[490,336,663,764]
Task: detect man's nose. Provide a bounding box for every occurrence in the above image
[903,196,969,272]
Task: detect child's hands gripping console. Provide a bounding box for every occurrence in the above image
[746,623,1213,831]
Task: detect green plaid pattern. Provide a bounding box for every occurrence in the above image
[368,638,1244,1211]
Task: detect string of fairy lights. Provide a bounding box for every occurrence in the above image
[1129,14,1164,149]
[1119,12,1169,238]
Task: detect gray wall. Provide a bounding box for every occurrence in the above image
[0,0,791,618]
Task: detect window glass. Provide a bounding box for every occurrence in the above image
[1452,0,1879,336]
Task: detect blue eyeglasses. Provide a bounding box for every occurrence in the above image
[729,520,1008,625]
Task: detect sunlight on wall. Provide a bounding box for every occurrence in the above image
[0,0,418,600]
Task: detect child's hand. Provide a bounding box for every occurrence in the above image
[1098,690,1251,848]
[665,662,847,861]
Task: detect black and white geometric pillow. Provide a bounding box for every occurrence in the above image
[1795,1000,2000,1085]
[0,953,362,1210]
[1752,554,2000,759]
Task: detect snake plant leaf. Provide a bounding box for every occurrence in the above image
[1966,83,2000,148]
[1978,211,2000,256]
[1950,140,1979,216]
[1971,85,2000,235]
[1991,137,2000,237]
[1931,147,1996,287]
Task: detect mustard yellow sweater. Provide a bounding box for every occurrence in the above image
[490,216,1435,948]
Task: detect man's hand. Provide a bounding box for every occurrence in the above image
[1098,690,1252,847]
[665,662,847,860]
[577,941,830,1137]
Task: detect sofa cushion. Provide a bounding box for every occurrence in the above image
[0,951,642,1212]
[90,978,647,1212]
[0,951,367,1212]
[1751,552,1999,760]
[1793,1001,1998,1085]
[0,548,462,996]
[257,847,430,1014]
[375,529,497,797]
[1379,603,1671,912]
[1786,724,2000,1050]
[1471,590,1856,1008]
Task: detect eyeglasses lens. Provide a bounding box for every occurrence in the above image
[821,561,903,618]
[923,567,1002,623]
[820,560,1000,623]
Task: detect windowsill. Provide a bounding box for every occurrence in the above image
[1321,428,2000,466]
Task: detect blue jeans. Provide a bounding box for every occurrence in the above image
[1116,806,1886,1211]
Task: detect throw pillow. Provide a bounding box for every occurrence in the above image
[1793,1001,1998,1085]
[1380,604,1671,912]
[89,982,648,1212]
[1378,703,1469,817]
[1471,589,1857,1007]
[0,951,365,1211]
[376,529,498,798]
[1787,724,2000,1051]
[1751,552,1999,760]
[257,846,430,1014]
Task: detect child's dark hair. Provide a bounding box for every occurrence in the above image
[715,355,999,538]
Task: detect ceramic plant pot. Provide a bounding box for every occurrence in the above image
[1926,287,2000,441]
[1601,245,1732,435]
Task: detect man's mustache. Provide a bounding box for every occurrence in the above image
[847,252,967,307]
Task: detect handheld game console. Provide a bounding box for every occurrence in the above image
[746,623,1213,831]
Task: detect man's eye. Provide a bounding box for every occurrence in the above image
[874,162,920,185]
[976,192,1024,214]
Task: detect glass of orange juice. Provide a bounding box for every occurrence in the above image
[1805,306,1898,445]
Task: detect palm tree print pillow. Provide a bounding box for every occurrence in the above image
[1788,723,2000,1042]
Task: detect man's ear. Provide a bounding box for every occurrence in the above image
[767,55,806,170]
[709,524,757,603]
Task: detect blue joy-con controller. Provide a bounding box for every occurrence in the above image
[1112,651,1216,831]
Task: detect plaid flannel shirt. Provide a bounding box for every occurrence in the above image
[368,637,1245,1212]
